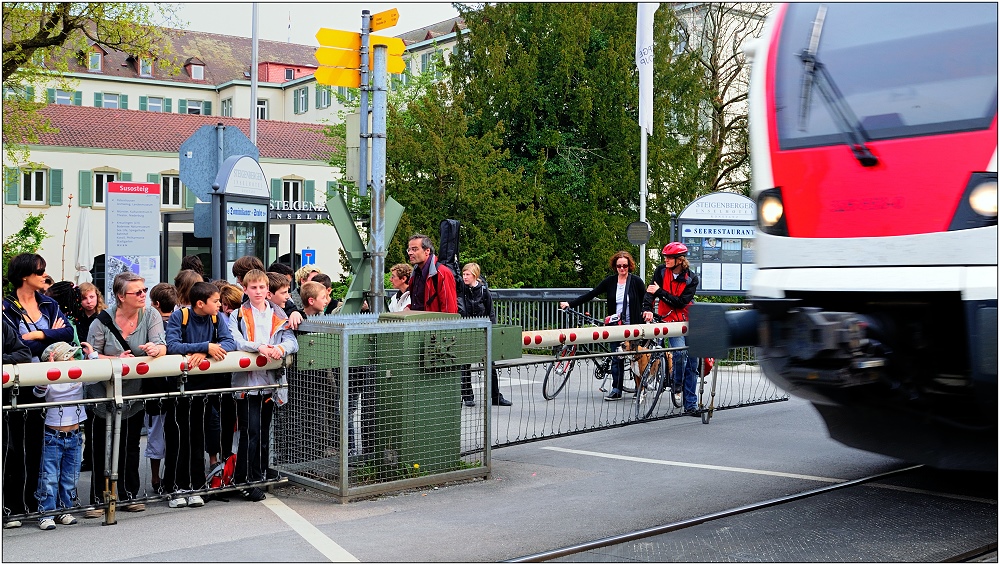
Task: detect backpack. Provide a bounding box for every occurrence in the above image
[206,453,237,489]
[438,219,463,291]
[181,307,219,342]
[171,307,226,390]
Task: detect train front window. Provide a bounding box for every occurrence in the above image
[775,3,997,150]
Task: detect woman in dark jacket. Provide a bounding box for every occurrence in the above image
[457,263,511,407]
[1,254,73,528]
[559,251,646,401]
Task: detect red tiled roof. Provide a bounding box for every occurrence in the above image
[23,105,337,162]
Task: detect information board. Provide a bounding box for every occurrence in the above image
[677,193,756,296]
[105,182,161,307]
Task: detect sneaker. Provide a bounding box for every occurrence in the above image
[3,520,22,529]
[123,503,146,512]
[55,513,77,525]
[240,487,266,502]
[463,398,476,407]
[168,497,188,508]
[83,508,103,519]
[604,389,623,401]
[684,408,700,417]
[38,518,55,531]
[674,393,683,405]
[187,495,204,508]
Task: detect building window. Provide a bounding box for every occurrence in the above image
[147,96,163,112]
[54,89,73,105]
[337,87,357,103]
[316,86,331,109]
[186,99,202,115]
[190,64,204,80]
[221,98,233,117]
[88,52,102,72]
[285,68,294,80]
[161,175,182,208]
[283,179,301,203]
[94,171,116,207]
[21,169,46,205]
[101,93,119,109]
[257,99,268,119]
[294,87,308,114]
[139,58,153,77]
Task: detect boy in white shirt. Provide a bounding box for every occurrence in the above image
[227,269,297,502]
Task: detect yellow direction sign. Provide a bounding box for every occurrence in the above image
[315,66,361,88]
[315,47,360,68]
[315,28,361,50]
[370,8,400,32]
[370,35,406,56]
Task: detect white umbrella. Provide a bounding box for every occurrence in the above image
[74,208,94,284]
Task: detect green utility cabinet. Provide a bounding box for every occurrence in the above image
[375,311,475,474]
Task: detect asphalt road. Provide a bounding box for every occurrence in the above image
[1,396,927,562]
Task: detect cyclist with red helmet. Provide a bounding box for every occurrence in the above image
[642,242,700,415]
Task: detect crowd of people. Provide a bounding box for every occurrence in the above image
[2,235,699,531]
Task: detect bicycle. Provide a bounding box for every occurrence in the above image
[634,314,683,419]
[541,308,636,400]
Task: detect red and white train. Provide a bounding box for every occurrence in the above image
[695,3,997,470]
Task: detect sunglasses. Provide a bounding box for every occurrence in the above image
[124,288,149,297]
[33,268,46,276]
[615,263,629,269]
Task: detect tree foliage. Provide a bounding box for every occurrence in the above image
[2,213,49,293]
[2,2,179,160]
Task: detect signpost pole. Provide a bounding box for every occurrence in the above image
[212,124,226,281]
[358,10,371,198]
[369,44,388,315]
[639,133,648,280]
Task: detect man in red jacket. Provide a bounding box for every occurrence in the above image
[406,234,458,313]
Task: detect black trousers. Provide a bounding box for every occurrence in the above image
[2,404,44,517]
[234,394,273,483]
[460,366,503,401]
[203,394,237,459]
[87,409,144,504]
[162,397,207,492]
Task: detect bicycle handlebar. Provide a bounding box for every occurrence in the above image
[560,308,605,327]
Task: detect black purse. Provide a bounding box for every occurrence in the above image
[96,310,169,412]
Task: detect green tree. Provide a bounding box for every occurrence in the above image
[2,2,179,161]
[452,3,706,286]
[2,213,49,293]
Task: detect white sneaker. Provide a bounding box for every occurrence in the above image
[674,393,683,405]
[38,518,55,531]
[186,495,204,508]
[3,520,22,529]
[56,513,77,525]
[168,497,188,508]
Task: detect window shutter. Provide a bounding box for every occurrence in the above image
[147,173,160,183]
[304,180,315,203]
[48,169,63,205]
[4,168,19,205]
[25,86,34,101]
[178,99,187,114]
[202,101,211,116]
[315,87,321,108]
[139,96,147,111]
[164,98,172,113]
[183,188,196,209]
[271,179,282,202]
[73,91,82,106]
[326,181,339,203]
[293,91,300,114]
[94,92,103,107]
[78,171,92,207]
[120,172,132,182]
[46,88,55,103]
[120,94,128,110]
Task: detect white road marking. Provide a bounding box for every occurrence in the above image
[262,497,359,562]
[542,446,845,483]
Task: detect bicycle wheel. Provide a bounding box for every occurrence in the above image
[542,345,577,400]
[669,354,683,408]
[635,352,666,419]
[620,357,636,394]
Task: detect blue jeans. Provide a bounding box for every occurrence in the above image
[668,337,699,411]
[609,342,625,391]
[35,428,83,519]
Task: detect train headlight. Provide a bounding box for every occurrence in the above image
[968,180,997,217]
[757,188,788,235]
[949,173,998,231]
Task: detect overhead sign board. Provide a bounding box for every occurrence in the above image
[370,8,400,32]
[179,125,259,202]
[677,192,757,296]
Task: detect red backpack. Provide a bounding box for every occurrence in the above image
[207,454,237,489]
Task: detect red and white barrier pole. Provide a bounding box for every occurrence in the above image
[520,322,687,349]
[2,351,286,389]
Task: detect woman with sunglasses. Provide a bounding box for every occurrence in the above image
[83,271,166,515]
[559,251,647,401]
[1,253,76,528]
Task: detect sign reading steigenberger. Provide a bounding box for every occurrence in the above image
[269,200,332,222]
[677,192,757,296]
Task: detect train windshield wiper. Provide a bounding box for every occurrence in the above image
[797,5,879,167]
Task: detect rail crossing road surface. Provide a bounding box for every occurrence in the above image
[3,396,996,562]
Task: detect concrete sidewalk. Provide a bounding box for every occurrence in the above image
[1,397,901,562]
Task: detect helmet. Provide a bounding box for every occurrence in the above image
[661,242,688,257]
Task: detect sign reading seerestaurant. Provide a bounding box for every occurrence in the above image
[677,192,757,296]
